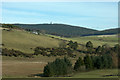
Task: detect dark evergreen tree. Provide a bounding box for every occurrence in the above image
[86,41,93,53]
[114,44,120,53]
[63,57,72,67]
[67,41,73,48]
[96,46,102,54]
[94,56,102,69]
[43,62,55,77]
[54,58,68,76]
[101,54,109,69]
[84,55,93,70]
[106,54,113,68]
[101,44,110,55]
[74,57,84,71]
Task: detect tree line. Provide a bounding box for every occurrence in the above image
[74,54,113,71]
[43,54,113,77]
[2,24,21,29]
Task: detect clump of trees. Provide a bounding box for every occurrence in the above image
[43,54,113,77]
[91,54,113,69]
[85,41,120,56]
[74,54,113,71]
[67,41,78,50]
[95,44,119,68]
[43,57,72,77]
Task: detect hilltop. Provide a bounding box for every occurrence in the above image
[13,24,119,37]
[14,24,98,37]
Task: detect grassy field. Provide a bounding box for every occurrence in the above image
[2,56,48,78]
[69,36,118,47]
[2,51,87,78]
[47,34,118,47]
[72,69,118,78]
[2,30,63,53]
[2,56,118,78]
[2,55,76,78]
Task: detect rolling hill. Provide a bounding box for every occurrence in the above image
[14,24,98,37]
[14,24,119,37]
[86,28,120,36]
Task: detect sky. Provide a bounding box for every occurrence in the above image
[2,2,118,30]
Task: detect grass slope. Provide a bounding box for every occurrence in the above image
[47,34,118,47]
[2,29,62,53]
[69,36,118,47]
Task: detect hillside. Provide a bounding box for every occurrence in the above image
[88,28,120,36]
[13,24,119,37]
[47,34,118,47]
[2,29,63,53]
[14,24,98,37]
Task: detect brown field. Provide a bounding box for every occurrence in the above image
[2,56,52,78]
[2,60,46,78]
[2,53,85,78]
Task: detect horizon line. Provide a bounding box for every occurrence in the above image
[1,22,119,31]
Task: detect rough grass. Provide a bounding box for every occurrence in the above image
[2,56,54,78]
[2,30,62,53]
[72,69,118,78]
[70,36,118,47]
[47,34,118,47]
[2,55,77,78]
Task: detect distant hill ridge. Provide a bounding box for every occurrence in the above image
[12,23,119,37]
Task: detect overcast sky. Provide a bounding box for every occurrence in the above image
[2,2,118,30]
